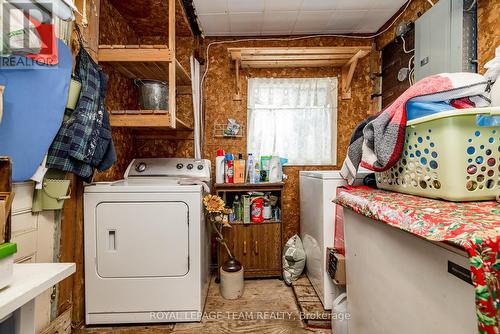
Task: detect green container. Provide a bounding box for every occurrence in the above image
[376,107,500,201]
[0,243,17,260]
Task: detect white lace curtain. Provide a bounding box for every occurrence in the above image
[247,77,338,165]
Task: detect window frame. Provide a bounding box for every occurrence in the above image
[246,77,338,166]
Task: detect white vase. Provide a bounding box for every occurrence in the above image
[219,266,244,300]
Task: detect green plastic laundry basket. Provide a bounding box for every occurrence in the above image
[376,107,500,201]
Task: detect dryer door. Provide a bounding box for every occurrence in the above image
[95,201,189,278]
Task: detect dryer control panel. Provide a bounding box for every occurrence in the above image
[125,158,211,180]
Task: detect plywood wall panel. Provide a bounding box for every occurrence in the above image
[202,37,373,242]
[477,0,500,73]
[134,137,193,158]
[94,0,139,181]
[99,0,139,45]
[108,0,192,44]
[176,36,194,71]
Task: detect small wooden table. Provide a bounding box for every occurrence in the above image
[0,263,76,334]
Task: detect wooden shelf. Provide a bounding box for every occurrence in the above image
[228,46,371,99]
[109,111,192,130]
[110,113,173,128]
[230,220,281,225]
[228,47,371,68]
[98,45,191,87]
[214,182,285,191]
[99,0,194,132]
[99,45,171,81]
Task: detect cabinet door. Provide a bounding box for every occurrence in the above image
[221,223,282,278]
[251,223,281,273]
[221,224,253,269]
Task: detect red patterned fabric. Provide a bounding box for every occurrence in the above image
[335,186,500,334]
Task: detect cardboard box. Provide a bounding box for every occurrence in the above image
[0,192,13,244]
[242,195,251,224]
[332,253,346,285]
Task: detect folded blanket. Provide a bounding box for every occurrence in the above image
[341,73,490,184]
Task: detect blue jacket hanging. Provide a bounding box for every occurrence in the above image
[46,47,116,181]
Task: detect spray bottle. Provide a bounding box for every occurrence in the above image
[225,153,234,183]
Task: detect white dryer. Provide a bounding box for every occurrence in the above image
[84,158,211,325]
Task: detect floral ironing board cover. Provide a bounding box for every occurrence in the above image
[335,186,500,334]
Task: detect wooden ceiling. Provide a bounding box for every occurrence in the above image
[109,0,193,38]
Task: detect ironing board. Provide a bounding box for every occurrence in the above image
[0,39,72,181]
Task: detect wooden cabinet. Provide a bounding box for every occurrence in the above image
[220,223,281,278]
[215,183,284,279]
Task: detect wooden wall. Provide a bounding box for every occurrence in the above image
[93,0,138,181]
[202,37,374,243]
[200,0,500,244]
[477,0,500,72]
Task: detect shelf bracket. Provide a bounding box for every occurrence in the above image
[341,50,369,100]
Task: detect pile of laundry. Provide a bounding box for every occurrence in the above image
[340,71,496,184]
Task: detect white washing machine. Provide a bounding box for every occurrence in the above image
[299,170,367,310]
[84,158,211,325]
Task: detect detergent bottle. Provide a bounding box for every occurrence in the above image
[215,149,225,184]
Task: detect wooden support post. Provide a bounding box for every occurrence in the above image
[169,0,176,127]
[233,59,242,101]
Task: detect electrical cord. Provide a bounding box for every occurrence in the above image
[466,0,477,11]
[401,35,414,53]
[408,55,415,85]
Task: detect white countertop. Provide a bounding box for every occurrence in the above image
[0,263,76,320]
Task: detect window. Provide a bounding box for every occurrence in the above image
[247,77,338,165]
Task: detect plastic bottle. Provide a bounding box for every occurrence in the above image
[225,153,234,183]
[254,162,260,183]
[234,153,245,183]
[263,201,272,220]
[233,195,241,222]
[215,149,225,184]
[247,153,255,183]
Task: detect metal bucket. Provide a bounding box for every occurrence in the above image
[135,79,168,110]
